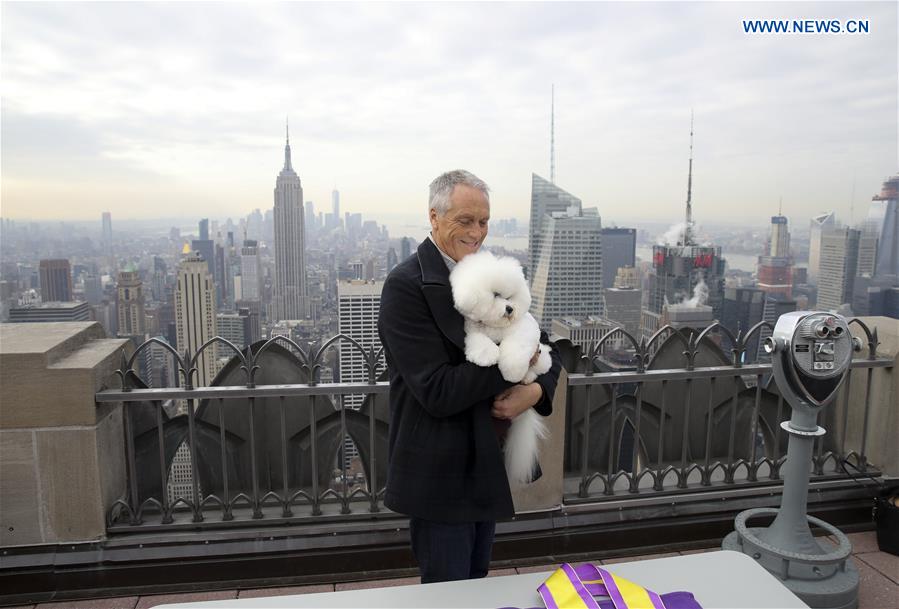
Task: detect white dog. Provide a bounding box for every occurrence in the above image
[450,250,552,484]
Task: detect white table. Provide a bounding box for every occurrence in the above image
[157,551,808,608]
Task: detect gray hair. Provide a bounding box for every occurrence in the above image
[428,169,490,216]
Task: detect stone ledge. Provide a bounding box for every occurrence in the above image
[0,322,105,364]
[1,323,128,429]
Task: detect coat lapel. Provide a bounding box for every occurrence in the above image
[418,239,467,353]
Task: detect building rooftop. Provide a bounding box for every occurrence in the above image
[9,301,88,311]
[1,319,895,608]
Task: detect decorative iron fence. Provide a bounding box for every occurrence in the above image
[95,319,891,532]
[560,319,889,501]
[96,334,390,530]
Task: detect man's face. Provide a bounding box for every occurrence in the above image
[429,184,490,262]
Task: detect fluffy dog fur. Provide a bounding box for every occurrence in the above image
[450,250,552,484]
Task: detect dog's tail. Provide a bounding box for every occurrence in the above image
[505,408,549,484]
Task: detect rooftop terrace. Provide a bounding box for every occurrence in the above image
[1,318,896,607]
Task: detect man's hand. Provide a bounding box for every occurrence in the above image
[492,383,543,420]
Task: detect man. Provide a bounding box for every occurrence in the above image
[377,169,562,583]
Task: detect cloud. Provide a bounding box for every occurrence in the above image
[0,108,161,181]
[1,2,895,223]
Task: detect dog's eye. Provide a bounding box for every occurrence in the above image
[494,292,501,298]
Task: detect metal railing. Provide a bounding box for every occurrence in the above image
[96,334,390,530]
[562,319,890,501]
[95,319,891,532]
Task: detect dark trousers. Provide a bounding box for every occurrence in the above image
[409,517,496,583]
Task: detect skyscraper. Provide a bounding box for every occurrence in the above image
[332,189,340,222]
[191,218,216,281]
[852,275,899,317]
[757,214,793,300]
[645,245,726,318]
[175,250,218,387]
[808,211,836,284]
[101,212,112,251]
[305,201,316,235]
[345,212,362,240]
[337,279,383,409]
[215,242,227,307]
[817,228,861,312]
[239,240,262,301]
[400,237,412,261]
[116,268,145,337]
[39,259,73,302]
[151,257,168,302]
[528,174,582,278]
[529,206,604,330]
[856,234,879,277]
[84,274,103,305]
[246,209,263,242]
[754,212,797,356]
[863,175,898,277]
[145,336,176,388]
[721,287,765,363]
[769,213,790,257]
[386,247,398,273]
[600,227,637,289]
[216,312,249,350]
[272,125,307,321]
[603,285,642,338]
[644,118,726,324]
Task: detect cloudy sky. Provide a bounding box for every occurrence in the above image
[2,2,896,227]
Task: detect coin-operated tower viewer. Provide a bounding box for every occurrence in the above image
[723,312,863,609]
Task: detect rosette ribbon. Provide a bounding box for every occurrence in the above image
[536,562,702,609]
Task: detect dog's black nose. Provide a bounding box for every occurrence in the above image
[505,305,514,315]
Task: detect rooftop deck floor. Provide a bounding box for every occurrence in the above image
[8,532,896,609]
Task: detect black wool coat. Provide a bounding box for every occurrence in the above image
[377,238,562,523]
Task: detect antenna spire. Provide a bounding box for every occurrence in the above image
[283,118,293,171]
[681,110,694,246]
[550,84,555,184]
[778,197,783,216]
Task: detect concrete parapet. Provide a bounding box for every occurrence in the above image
[848,316,898,477]
[0,322,128,546]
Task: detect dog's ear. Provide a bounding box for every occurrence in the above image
[451,251,492,316]
[513,281,531,312]
[452,282,482,316]
[495,256,530,312]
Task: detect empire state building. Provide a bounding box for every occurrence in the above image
[272,126,307,321]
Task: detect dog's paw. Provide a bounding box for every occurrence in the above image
[466,334,500,367]
[498,356,529,383]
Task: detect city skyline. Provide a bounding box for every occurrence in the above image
[2,2,896,224]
